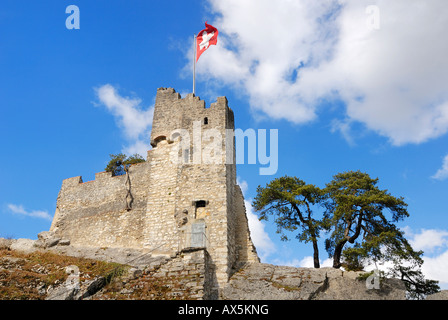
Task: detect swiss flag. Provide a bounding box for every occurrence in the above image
[196,22,218,62]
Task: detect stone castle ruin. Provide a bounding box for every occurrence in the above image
[3,87,417,300]
[49,87,260,290]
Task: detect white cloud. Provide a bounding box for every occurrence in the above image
[195,0,448,146]
[271,256,333,268]
[402,227,448,289]
[95,84,154,157]
[237,176,248,195]
[330,118,356,146]
[420,250,448,287]
[7,204,53,221]
[195,0,338,124]
[237,177,276,261]
[122,140,151,160]
[431,154,448,181]
[323,0,448,146]
[409,228,448,253]
[245,199,276,261]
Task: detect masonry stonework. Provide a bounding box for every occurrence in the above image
[49,87,259,290]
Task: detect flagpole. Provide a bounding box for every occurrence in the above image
[193,34,197,95]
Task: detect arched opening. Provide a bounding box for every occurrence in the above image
[151,135,167,147]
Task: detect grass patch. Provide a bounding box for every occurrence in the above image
[0,248,129,300]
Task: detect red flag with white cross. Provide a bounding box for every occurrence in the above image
[196,22,218,62]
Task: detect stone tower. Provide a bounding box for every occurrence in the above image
[50,88,259,288]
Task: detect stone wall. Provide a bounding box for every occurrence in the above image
[143,139,179,254]
[144,89,239,288]
[49,87,260,289]
[50,162,149,249]
[233,185,259,266]
[149,249,216,300]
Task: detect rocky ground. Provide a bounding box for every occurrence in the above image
[220,263,407,300]
[0,236,200,300]
[1,235,446,300]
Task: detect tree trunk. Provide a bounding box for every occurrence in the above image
[290,202,322,268]
[333,239,347,268]
[312,238,320,268]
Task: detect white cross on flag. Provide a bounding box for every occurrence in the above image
[196,22,218,62]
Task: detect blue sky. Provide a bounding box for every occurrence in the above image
[1,1,447,288]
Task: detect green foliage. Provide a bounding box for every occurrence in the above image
[356,269,387,284]
[341,245,365,271]
[322,170,409,268]
[252,176,325,268]
[382,234,440,299]
[253,170,440,299]
[390,264,440,300]
[105,153,145,176]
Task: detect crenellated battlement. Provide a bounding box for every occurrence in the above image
[155,87,231,110]
[60,162,147,190]
[150,88,233,148]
